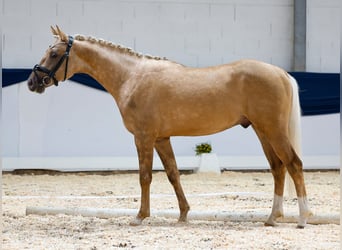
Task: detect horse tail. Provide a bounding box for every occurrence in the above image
[288,75,302,157]
[285,74,302,197]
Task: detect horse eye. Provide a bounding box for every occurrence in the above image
[51,52,58,58]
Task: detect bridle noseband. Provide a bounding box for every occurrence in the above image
[33,35,74,87]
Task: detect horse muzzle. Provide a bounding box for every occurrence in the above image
[27,73,47,94]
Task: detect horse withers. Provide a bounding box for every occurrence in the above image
[27,26,312,228]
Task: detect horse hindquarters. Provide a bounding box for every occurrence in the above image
[253,75,311,228]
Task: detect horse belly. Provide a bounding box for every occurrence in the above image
[160,103,241,136]
[170,122,236,136]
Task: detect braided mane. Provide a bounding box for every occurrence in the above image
[74,34,166,61]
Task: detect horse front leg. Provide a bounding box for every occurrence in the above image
[130,136,154,226]
[155,138,190,222]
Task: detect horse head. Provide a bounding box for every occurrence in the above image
[28,26,75,93]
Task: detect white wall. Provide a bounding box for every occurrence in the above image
[3,0,296,69]
[3,0,339,70]
[2,0,340,170]
[306,0,340,72]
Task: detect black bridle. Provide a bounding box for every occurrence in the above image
[33,36,74,87]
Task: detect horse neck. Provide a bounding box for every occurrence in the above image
[72,40,139,98]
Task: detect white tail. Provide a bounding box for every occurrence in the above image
[288,75,302,156]
[285,75,302,197]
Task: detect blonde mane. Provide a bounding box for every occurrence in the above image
[74,34,166,61]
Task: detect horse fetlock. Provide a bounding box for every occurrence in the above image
[274,210,284,219]
[139,210,150,219]
[179,207,190,222]
[181,204,190,213]
[297,196,312,228]
[301,209,313,219]
[265,210,283,227]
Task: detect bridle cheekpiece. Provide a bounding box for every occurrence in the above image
[33,35,74,87]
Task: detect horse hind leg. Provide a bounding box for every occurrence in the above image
[155,138,190,222]
[284,147,313,228]
[267,135,312,228]
[254,129,286,226]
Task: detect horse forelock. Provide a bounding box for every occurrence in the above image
[74,34,167,61]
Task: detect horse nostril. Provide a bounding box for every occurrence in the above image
[28,78,36,91]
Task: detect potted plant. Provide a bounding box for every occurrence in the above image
[194,142,220,174]
[195,142,212,155]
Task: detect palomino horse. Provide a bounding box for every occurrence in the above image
[28,26,312,228]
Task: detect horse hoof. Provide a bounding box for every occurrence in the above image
[177,218,188,224]
[129,217,143,226]
[178,214,188,223]
[296,225,305,229]
[264,222,276,227]
[264,217,278,227]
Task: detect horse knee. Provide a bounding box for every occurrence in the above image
[139,171,152,186]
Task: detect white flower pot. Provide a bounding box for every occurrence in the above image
[196,153,220,174]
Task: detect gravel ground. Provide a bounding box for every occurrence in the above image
[2,170,340,249]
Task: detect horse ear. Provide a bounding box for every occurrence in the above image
[55,25,68,42]
[51,25,58,36]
